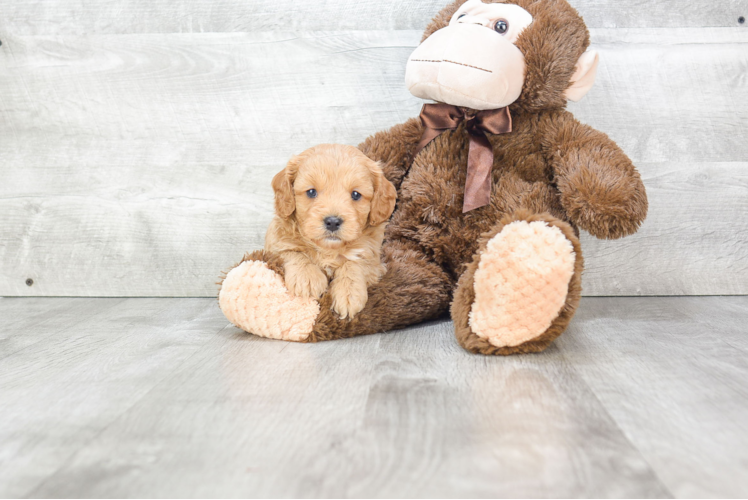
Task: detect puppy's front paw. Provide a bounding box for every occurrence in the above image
[330,278,368,319]
[285,264,328,299]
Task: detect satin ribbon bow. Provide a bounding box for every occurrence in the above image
[413,103,512,212]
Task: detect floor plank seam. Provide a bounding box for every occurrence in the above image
[555,345,677,498]
[22,312,232,498]
[719,337,748,356]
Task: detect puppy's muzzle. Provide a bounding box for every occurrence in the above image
[324,216,343,233]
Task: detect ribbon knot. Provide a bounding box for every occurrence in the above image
[414,103,512,212]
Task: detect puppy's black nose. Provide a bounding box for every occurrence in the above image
[324,216,343,232]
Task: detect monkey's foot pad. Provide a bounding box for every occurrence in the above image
[219,260,319,342]
[469,220,576,348]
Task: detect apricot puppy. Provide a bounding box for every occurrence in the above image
[266,144,397,319]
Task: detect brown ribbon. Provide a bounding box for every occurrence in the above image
[414,103,512,212]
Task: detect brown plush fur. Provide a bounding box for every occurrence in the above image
[221,0,647,354]
[451,210,584,355]
[304,238,454,342]
[217,249,286,290]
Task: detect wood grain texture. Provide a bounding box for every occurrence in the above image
[558,296,748,498]
[581,162,748,296]
[0,297,125,360]
[0,298,227,498]
[2,297,747,497]
[0,0,745,35]
[0,297,671,498]
[0,28,746,296]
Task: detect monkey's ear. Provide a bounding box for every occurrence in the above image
[271,157,298,218]
[565,50,599,102]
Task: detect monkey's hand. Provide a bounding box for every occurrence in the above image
[546,113,648,239]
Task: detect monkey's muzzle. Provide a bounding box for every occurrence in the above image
[405,23,526,110]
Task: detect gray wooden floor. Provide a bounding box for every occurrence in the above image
[1,297,747,498]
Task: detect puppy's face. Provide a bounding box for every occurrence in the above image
[272,144,396,249]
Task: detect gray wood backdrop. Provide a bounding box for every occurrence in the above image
[1,1,746,297]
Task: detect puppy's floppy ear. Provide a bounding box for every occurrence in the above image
[271,156,299,218]
[367,161,397,226]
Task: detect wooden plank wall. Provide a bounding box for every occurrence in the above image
[0,1,746,297]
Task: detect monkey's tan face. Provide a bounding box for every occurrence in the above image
[405,0,534,110]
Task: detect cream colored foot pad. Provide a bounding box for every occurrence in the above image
[219,261,319,342]
[469,221,575,347]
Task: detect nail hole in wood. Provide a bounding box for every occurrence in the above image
[25,278,34,286]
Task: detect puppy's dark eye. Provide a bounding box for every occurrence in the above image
[351,191,362,201]
[306,189,317,199]
[458,13,467,20]
[494,19,509,34]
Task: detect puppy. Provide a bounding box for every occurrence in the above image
[266,144,397,319]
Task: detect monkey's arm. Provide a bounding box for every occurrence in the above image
[358,117,424,190]
[542,111,648,239]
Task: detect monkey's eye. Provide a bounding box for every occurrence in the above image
[351,191,362,201]
[306,189,317,198]
[494,19,509,34]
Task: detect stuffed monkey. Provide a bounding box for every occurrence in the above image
[218,0,647,354]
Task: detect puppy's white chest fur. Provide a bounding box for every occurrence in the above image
[319,247,365,278]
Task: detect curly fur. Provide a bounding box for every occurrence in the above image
[266,144,396,319]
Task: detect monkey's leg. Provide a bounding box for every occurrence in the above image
[219,239,453,343]
[451,210,583,355]
[218,251,320,342]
